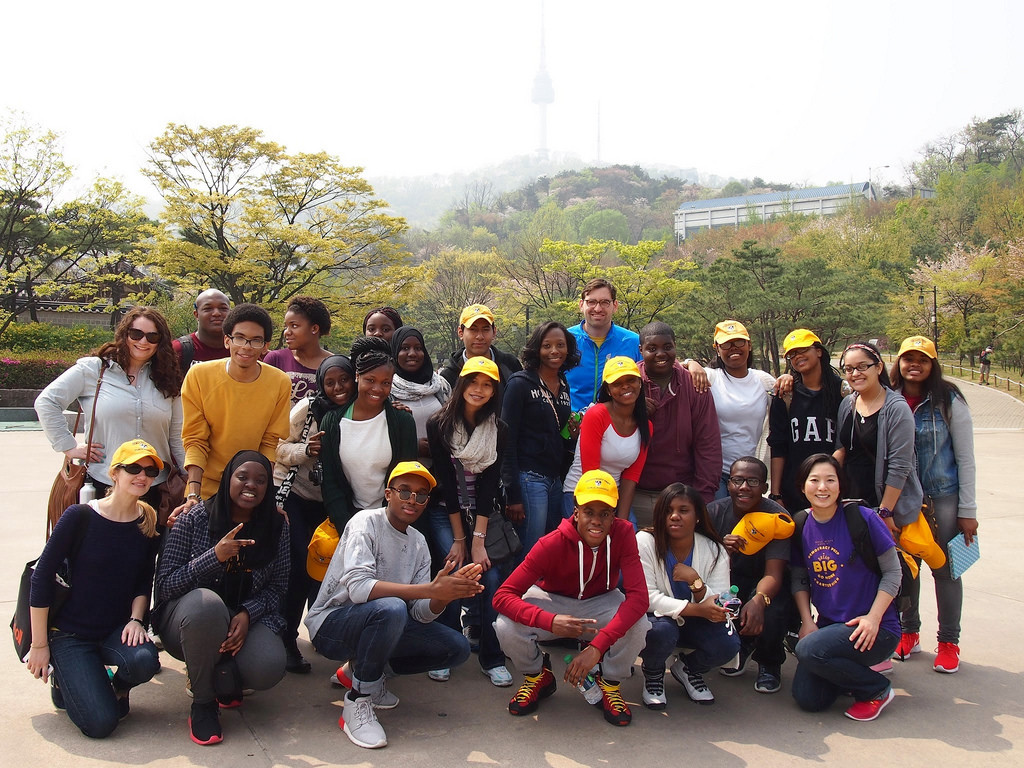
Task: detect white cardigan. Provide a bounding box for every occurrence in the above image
[636,530,731,626]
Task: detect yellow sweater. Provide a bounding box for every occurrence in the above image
[181,360,292,498]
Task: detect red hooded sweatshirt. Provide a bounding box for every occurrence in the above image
[493,517,649,656]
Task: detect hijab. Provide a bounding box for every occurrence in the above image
[390,326,434,385]
[206,450,283,571]
[309,354,355,422]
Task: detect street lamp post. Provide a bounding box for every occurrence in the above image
[918,286,939,351]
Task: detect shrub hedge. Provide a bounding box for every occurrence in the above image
[0,355,74,389]
[0,323,112,354]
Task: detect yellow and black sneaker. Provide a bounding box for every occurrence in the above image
[596,675,632,726]
[508,653,556,716]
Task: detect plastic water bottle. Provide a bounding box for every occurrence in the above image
[717,585,742,619]
[80,482,96,503]
[563,653,602,704]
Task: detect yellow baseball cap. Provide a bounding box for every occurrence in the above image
[461,356,500,382]
[574,469,618,507]
[602,356,641,384]
[714,320,750,345]
[896,335,937,360]
[783,329,822,355]
[459,304,495,328]
[387,461,436,490]
[110,439,165,471]
[730,512,796,555]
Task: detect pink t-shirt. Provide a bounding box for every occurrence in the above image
[263,349,317,405]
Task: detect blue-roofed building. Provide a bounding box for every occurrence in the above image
[674,182,878,241]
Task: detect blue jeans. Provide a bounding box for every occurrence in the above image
[715,473,731,501]
[428,505,508,670]
[640,614,740,673]
[49,628,160,738]
[518,471,562,555]
[311,598,470,684]
[792,621,900,709]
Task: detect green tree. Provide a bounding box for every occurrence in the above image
[578,209,630,243]
[143,123,408,308]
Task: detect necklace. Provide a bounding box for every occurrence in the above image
[857,387,885,423]
[126,373,137,385]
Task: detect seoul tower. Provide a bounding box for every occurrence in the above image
[531,4,554,160]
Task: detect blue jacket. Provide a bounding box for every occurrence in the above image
[905,390,977,518]
[565,322,641,411]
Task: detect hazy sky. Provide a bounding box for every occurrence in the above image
[5,0,1022,200]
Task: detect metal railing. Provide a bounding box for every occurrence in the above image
[881,354,1024,396]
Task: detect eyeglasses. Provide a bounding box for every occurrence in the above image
[228,334,267,349]
[718,339,749,350]
[785,346,812,360]
[127,328,161,344]
[388,487,430,505]
[583,299,614,309]
[728,476,763,488]
[118,463,160,478]
[841,362,879,375]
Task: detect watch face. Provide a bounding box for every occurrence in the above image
[691,578,704,590]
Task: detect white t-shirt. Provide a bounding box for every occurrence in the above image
[707,367,777,473]
[338,410,392,510]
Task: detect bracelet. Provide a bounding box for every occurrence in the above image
[472,531,487,539]
[768,493,783,501]
[305,443,312,457]
[30,643,48,649]
[453,536,466,542]
[186,492,200,501]
[128,617,145,625]
[188,480,201,487]
[756,591,771,606]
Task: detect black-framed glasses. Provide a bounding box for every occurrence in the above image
[841,362,879,375]
[387,487,430,505]
[728,476,763,488]
[718,339,749,350]
[118,463,160,478]
[127,328,161,344]
[228,334,267,349]
[785,346,812,360]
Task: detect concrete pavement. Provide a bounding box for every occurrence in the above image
[1,387,1023,768]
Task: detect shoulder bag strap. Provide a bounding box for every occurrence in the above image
[452,457,475,528]
[276,401,316,505]
[81,364,106,477]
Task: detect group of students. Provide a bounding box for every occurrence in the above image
[25,279,977,748]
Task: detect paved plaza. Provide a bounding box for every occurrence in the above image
[1,379,1022,768]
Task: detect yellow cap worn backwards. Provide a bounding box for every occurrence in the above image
[574,469,618,507]
[388,461,436,490]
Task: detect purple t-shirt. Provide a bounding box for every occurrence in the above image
[792,505,900,635]
[263,349,317,405]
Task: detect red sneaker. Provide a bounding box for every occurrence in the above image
[893,632,921,661]
[331,664,352,687]
[596,675,632,726]
[934,642,960,673]
[508,654,556,716]
[845,688,895,721]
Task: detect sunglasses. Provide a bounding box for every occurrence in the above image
[118,463,160,478]
[127,328,161,344]
[387,487,430,505]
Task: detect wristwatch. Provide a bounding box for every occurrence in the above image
[689,577,705,591]
[768,493,784,502]
[877,506,893,519]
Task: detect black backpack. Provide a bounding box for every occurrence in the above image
[177,334,195,369]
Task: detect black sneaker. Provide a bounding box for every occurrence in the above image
[463,625,481,653]
[719,644,752,677]
[117,691,131,720]
[51,677,65,710]
[284,641,312,674]
[189,701,223,745]
[784,631,800,656]
[754,664,782,694]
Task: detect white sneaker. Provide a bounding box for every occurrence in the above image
[341,693,387,749]
[482,665,513,687]
[641,670,667,710]
[671,658,714,704]
[427,668,450,682]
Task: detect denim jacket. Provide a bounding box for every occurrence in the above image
[907,391,977,518]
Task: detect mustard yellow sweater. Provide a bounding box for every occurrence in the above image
[181,360,292,498]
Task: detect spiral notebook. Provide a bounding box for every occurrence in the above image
[947,533,980,580]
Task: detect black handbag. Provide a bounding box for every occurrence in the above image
[453,459,522,564]
[11,509,91,660]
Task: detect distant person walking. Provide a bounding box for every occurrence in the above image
[979,345,993,385]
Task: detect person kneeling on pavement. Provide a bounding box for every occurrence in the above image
[493,469,650,727]
[706,456,794,694]
[637,483,740,708]
[304,461,480,749]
